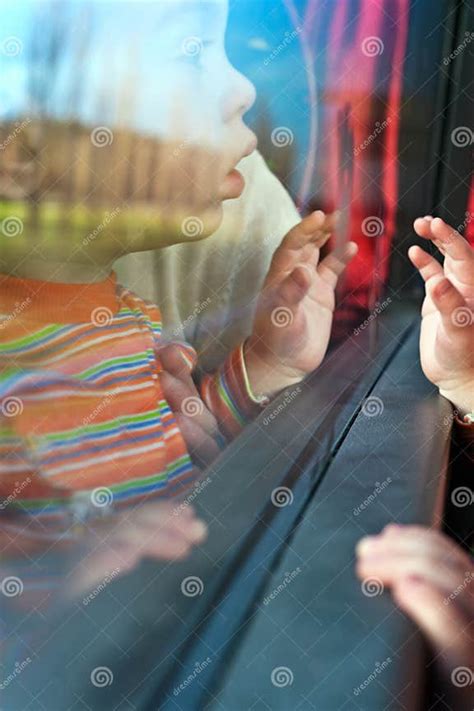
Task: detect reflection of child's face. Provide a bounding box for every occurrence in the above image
[1,0,259,276]
[157,0,258,203]
[118,0,259,249]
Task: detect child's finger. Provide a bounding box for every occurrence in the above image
[162,513,207,543]
[413,216,434,239]
[142,530,195,560]
[317,241,358,288]
[157,342,198,377]
[392,576,472,665]
[106,503,195,541]
[131,501,196,525]
[160,370,220,439]
[280,210,336,251]
[356,551,462,594]
[430,217,473,262]
[408,245,444,282]
[140,515,207,558]
[112,512,206,557]
[274,264,313,307]
[267,213,337,283]
[426,276,472,331]
[361,525,470,568]
[175,412,222,466]
[382,523,466,550]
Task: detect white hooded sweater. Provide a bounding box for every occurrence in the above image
[115,150,300,371]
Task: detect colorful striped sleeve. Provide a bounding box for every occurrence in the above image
[199,342,269,440]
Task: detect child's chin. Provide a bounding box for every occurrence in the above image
[123,204,225,252]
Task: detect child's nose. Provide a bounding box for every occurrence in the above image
[222,67,257,122]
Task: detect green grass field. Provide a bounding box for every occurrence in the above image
[0,200,104,229]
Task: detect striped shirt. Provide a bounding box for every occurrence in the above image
[0,271,263,531]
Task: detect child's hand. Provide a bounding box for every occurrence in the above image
[69,502,207,596]
[356,525,474,673]
[158,342,223,466]
[245,211,358,397]
[410,217,474,416]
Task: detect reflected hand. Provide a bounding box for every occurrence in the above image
[356,525,474,676]
[158,342,222,466]
[70,502,207,596]
[410,217,474,416]
[245,211,357,397]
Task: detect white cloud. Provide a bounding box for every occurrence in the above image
[247,37,270,52]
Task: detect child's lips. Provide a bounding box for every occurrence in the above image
[220,136,257,199]
[220,168,246,199]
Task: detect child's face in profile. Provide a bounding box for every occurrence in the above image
[160,0,258,203]
[114,0,259,253]
[1,0,258,272]
[131,0,258,245]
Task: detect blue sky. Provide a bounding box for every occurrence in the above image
[227,1,311,150]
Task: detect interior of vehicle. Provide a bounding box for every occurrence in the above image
[0,1,472,709]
